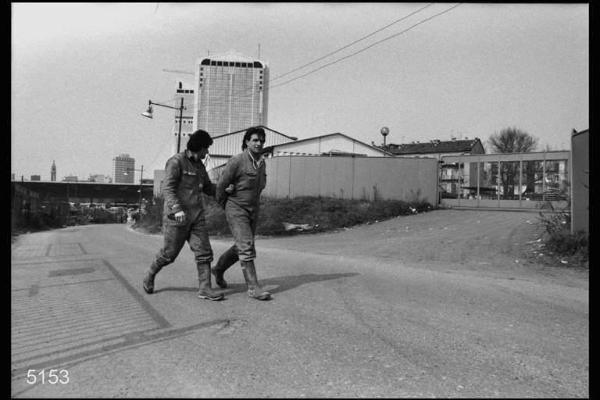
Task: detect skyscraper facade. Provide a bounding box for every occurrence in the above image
[192,51,269,138]
[112,154,135,183]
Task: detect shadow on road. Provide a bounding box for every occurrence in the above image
[154,272,360,295]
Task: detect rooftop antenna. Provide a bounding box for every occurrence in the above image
[258,43,261,59]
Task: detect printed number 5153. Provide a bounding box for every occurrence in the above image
[26,369,69,385]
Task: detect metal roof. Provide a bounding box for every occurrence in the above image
[382,138,483,155]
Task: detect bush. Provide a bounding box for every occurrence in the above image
[134,195,436,237]
[132,197,164,234]
[537,200,588,264]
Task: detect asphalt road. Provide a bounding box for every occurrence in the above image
[11,209,588,397]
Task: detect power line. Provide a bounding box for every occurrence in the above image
[271,3,462,90]
[146,4,462,118]
[270,3,434,82]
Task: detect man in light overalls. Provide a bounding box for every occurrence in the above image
[213,127,272,300]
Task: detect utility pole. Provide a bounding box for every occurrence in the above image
[138,165,144,212]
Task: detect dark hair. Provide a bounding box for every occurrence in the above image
[187,129,213,151]
[242,127,266,150]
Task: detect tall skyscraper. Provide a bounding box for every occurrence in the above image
[192,51,269,137]
[112,154,135,183]
[51,160,56,181]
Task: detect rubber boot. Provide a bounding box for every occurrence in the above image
[212,246,239,288]
[241,260,271,300]
[196,263,225,301]
[142,261,163,294]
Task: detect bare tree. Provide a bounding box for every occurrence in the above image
[488,127,539,199]
[488,127,538,153]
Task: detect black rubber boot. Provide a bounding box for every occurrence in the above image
[212,245,239,288]
[241,260,271,300]
[197,263,225,301]
[142,261,163,294]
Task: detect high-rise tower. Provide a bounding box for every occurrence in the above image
[51,160,56,181]
[192,51,269,137]
[112,154,135,183]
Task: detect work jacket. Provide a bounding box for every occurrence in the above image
[162,150,216,224]
[216,149,266,213]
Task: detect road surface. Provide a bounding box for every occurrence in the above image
[11,209,588,397]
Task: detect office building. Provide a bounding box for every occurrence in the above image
[192,51,269,137]
[89,174,111,183]
[63,175,78,182]
[113,154,135,183]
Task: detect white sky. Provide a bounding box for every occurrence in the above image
[11,3,588,181]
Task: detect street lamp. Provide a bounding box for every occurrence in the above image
[141,98,186,153]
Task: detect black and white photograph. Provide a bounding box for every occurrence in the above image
[11,3,588,397]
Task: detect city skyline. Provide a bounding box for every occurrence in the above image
[11,3,588,180]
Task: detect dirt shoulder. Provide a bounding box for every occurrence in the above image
[254,209,588,286]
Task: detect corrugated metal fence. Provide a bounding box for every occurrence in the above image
[261,156,438,203]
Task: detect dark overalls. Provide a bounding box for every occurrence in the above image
[153,151,215,268]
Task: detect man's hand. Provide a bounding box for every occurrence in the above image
[225,184,235,194]
[174,210,186,223]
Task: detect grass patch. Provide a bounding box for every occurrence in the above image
[134,196,435,237]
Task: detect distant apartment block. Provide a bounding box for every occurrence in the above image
[113,154,135,183]
[192,51,269,137]
[30,175,41,181]
[89,174,112,183]
[63,175,78,182]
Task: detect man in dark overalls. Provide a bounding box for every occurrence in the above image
[142,129,224,301]
[212,126,271,301]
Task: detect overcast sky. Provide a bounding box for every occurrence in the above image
[11,3,588,181]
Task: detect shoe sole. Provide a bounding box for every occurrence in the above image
[198,294,225,301]
[143,283,153,294]
[249,293,272,301]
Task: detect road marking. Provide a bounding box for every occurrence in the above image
[100,259,171,329]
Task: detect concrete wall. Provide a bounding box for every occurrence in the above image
[571,130,589,234]
[263,156,438,203]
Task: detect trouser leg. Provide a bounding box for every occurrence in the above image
[212,245,239,288]
[143,223,188,294]
[188,214,224,301]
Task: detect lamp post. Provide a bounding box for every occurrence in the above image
[124,165,144,212]
[141,98,186,153]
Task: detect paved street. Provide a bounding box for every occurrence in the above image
[11,209,588,397]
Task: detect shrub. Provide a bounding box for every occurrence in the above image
[134,195,436,237]
[537,199,588,263]
[132,197,164,234]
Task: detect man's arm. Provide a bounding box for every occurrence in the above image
[216,157,238,207]
[202,172,217,197]
[162,157,183,214]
